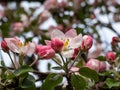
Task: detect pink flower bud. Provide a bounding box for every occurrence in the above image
[1,40,9,52]
[99,62,106,72]
[112,36,119,42]
[106,52,115,61]
[51,38,64,52]
[35,45,55,59]
[70,66,79,75]
[81,35,93,50]
[70,66,79,72]
[12,22,24,33]
[86,59,100,72]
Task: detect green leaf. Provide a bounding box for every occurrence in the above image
[71,74,86,90]
[79,67,99,82]
[21,75,36,90]
[14,65,33,77]
[7,73,15,79]
[105,78,120,88]
[52,66,62,70]
[41,73,63,90]
[96,56,106,61]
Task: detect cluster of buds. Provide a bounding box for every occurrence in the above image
[86,59,106,72]
[86,51,116,72]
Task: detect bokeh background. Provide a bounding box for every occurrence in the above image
[0,0,120,89]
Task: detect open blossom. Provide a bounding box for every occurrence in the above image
[35,45,55,59]
[1,40,9,52]
[81,35,93,50]
[4,37,35,56]
[106,52,115,61]
[47,29,82,58]
[86,59,100,72]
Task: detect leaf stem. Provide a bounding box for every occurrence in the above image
[59,53,66,65]
[30,57,38,67]
[8,52,16,69]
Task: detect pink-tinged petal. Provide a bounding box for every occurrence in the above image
[22,42,35,56]
[69,34,82,48]
[45,40,51,46]
[70,67,79,72]
[4,37,21,53]
[65,29,77,38]
[51,29,65,39]
[62,49,74,58]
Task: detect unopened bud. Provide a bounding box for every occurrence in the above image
[106,52,115,61]
[1,40,9,52]
[51,38,64,52]
[86,59,100,72]
[81,35,93,50]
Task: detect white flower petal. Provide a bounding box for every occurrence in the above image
[69,34,82,48]
[62,49,74,58]
[65,29,77,38]
[4,38,21,53]
[51,29,65,39]
[22,42,35,56]
[45,40,51,46]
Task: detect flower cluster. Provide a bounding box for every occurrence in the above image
[1,29,119,90]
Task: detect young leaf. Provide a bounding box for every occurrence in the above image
[14,65,33,77]
[79,67,99,82]
[41,73,63,90]
[96,56,106,61]
[21,75,36,90]
[105,78,120,88]
[52,66,62,70]
[71,74,86,90]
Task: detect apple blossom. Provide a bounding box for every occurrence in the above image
[86,59,100,72]
[106,52,115,61]
[50,29,82,58]
[1,40,9,52]
[4,37,35,56]
[81,35,93,50]
[35,45,55,59]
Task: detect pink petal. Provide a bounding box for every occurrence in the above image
[65,29,77,38]
[51,29,65,39]
[62,49,74,58]
[45,40,51,46]
[22,42,35,56]
[4,37,21,53]
[69,34,82,48]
